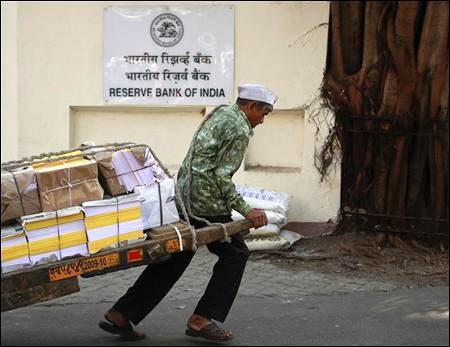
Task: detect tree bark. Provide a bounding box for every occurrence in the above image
[407,1,449,219]
[321,1,449,234]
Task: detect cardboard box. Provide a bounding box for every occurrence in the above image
[35,158,104,212]
[91,151,127,196]
[1,168,42,223]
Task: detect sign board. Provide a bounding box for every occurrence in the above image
[103,6,234,105]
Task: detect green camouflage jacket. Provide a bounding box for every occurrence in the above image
[177,104,253,217]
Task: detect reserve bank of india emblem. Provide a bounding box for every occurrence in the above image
[150,13,184,47]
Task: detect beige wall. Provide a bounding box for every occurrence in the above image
[1,2,19,161]
[1,1,340,222]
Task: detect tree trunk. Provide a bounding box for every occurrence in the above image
[408,1,449,219]
[321,1,449,234]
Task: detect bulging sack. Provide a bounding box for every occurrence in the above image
[244,235,290,251]
[134,178,179,230]
[231,210,287,226]
[236,184,289,214]
[1,168,42,223]
[246,223,280,238]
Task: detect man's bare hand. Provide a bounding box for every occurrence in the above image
[245,209,268,229]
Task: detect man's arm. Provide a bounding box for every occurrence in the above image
[213,131,268,228]
[214,132,251,215]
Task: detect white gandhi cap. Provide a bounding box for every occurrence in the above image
[238,84,278,106]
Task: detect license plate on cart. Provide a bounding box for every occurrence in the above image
[49,253,120,282]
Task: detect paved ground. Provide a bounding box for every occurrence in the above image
[1,247,448,345]
[44,247,397,307]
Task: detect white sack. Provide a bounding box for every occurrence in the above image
[236,185,289,214]
[231,210,287,226]
[244,235,290,251]
[246,223,280,238]
[244,230,302,252]
[242,197,286,214]
[134,179,179,230]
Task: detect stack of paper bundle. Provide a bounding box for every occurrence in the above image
[134,179,180,230]
[83,197,119,254]
[92,146,166,196]
[34,157,104,212]
[117,194,145,246]
[30,150,84,167]
[1,224,31,273]
[57,206,88,258]
[10,206,89,267]
[83,193,144,254]
[21,212,61,265]
[112,150,155,192]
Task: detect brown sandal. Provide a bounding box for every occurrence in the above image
[185,321,234,341]
[98,316,146,341]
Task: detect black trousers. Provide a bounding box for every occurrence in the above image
[113,215,250,325]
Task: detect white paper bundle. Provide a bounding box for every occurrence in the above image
[1,224,31,273]
[111,148,166,192]
[112,150,153,191]
[57,206,88,259]
[236,184,290,214]
[21,211,61,265]
[83,193,146,253]
[83,197,119,254]
[143,147,166,182]
[117,193,145,246]
[134,179,179,230]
